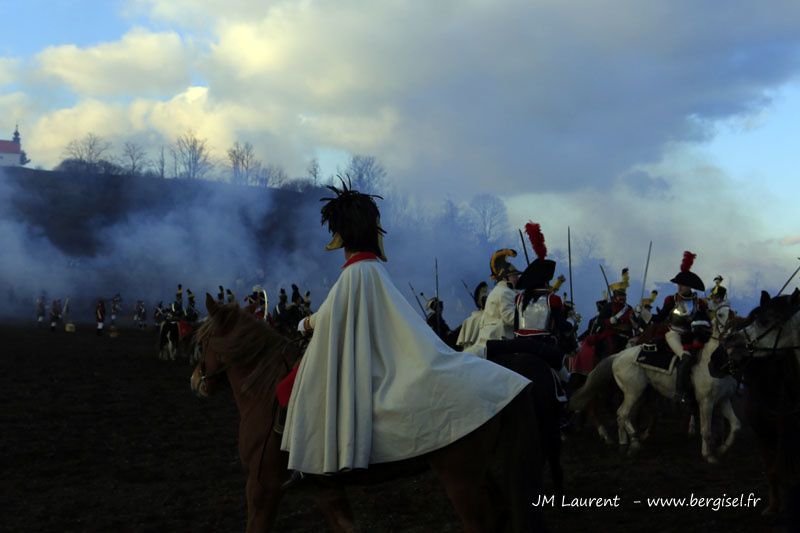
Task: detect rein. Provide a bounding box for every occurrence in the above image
[741,306,800,356]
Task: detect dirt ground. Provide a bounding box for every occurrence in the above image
[1,323,789,532]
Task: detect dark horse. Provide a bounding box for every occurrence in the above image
[191,294,548,532]
[712,288,800,517]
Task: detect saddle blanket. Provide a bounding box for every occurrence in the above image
[635,343,677,374]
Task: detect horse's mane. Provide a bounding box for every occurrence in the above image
[196,304,302,398]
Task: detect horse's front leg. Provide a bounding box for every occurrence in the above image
[716,398,741,455]
[310,479,355,533]
[697,397,717,463]
[616,394,640,453]
[245,435,288,533]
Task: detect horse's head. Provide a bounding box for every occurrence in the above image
[191,293,303,400]
[190,294,241,397]
[741,289,800,353]
[713,288,800,379]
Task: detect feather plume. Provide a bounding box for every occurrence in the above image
[525,222,547,260]
[680,251,696,272]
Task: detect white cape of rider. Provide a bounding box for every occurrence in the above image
[280,183,530,475]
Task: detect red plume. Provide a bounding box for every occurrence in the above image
[525,222,547,260]
[680,251,696,272]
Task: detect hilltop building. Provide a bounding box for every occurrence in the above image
[0,126,30,167]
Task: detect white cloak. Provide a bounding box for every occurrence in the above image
[465,281,517,358]
[280,259,530,474]
[456,309,483,349]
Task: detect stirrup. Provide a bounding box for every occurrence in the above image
[281,470,307,491]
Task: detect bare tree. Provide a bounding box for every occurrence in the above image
[121,141,149,177]
[227,141,258,185]
[469,194,509,244]
[574,233,600,263]
[250,162,287,188]
[346,155,386,192]
[173,130,213,179]
[155,145,167,179]
[63,133,112,169]
[264,164,289,188]
[307,157,321,186]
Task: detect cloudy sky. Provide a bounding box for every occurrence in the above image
[2,0,800,299]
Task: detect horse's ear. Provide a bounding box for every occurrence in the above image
[792,287,800,305]
[206,293,218,315]
[760,290,771,307]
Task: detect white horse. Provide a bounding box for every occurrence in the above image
[569,337,741,463]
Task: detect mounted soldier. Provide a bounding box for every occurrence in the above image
[633,290,658,333]
[464,249,520,357]
[456,281,488,351]
[485,222,569,372]
[246,285,270,322]
[185,289,199,322]
[708,275,732,337]
[424,296,453,343]
[653,251,711,405]
[591,268,636,359]
[280,181,530,477]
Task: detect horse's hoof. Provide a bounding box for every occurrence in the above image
[717,445,729,455]
[705,455,718,464]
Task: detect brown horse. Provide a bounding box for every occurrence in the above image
[191,294,545,532]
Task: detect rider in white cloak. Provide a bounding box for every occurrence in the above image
[280,183,530,475]
[464,249,521,358]
[455,281,488,350]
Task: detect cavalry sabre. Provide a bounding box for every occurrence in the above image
[777,258,800,296]
[568,226,574,305]
[408,282,427,317]
[519,228,531,265]
[640,240,653,302]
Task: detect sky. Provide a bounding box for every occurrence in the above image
[1,0,800,309]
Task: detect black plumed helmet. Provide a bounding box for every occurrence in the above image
[320,176,386,260]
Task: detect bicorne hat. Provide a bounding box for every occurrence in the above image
[670,251,705,291]
[516,222,556,290]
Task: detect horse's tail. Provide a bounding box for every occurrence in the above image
[567,353,618,412]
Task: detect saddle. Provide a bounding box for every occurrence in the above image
[635,339,677,374]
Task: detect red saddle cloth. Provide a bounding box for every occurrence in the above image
[178,320,192,340]
[276,363,300,407]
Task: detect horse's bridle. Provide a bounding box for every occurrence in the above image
[739,305,800,357]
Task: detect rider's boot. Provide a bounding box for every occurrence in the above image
[674,351,697,405]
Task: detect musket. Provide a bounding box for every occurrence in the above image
[435,259,441,333]
[408,282,427,316]
[518,228,531,265]
[567,226,574,305]
[776,258,800,296]
[640,240,653,302]
[460,279,474,300]
[599,264,612,301]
